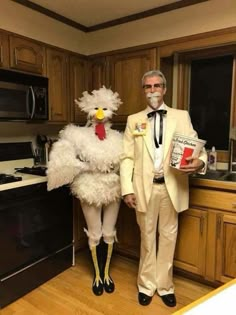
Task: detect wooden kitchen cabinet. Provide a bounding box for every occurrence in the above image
[0,31,9,68]
[175,185,236,285]
[73,198,88,251]
[46,48,68,122]
[69,54,88,123]
[174,208,207,276]
[215,213,236,282]
[88,56,108,91]
[115,202,140,259]
[9,35,45,75]
[107,48,157,123]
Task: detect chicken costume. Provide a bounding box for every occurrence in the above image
[47,86,123,296]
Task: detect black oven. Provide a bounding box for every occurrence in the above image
[0,183,73,308]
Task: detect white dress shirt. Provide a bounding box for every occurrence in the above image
[147,103,167,177]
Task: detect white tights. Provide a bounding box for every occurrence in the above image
[80,200,120,248]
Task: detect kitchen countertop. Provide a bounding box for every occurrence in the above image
[0,158,47,191]
[190,176,236,192]
[0,173,47,191]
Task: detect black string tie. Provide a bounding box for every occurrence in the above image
[147,110,167,148]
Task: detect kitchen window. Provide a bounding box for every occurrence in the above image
[176,46,236,162]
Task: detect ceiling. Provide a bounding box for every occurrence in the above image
[12,0,208,32]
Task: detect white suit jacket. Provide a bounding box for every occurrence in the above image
[120,105,207,213]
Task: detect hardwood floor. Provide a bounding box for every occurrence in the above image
[0,250,213,315]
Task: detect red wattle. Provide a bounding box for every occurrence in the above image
[95,123,106,140]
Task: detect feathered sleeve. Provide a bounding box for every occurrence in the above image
[47,125,88,191]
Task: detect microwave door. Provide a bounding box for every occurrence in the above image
[26,86,36,119]
[0,82,28,119]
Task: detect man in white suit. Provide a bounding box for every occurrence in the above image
[120,70,207,307]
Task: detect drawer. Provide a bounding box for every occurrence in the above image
[190,188,236,212]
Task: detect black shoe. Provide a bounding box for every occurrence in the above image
[138,292,152,306]
[103,276,115,293]
[92,279,104,296]
[160,293,176,307]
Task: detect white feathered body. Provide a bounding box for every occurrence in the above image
[47,124,123,207]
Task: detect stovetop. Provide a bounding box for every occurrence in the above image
[0,142,48,190]
[15,166,47,176]
[0,173,22,184]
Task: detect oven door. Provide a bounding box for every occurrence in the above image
[0,183,73,307]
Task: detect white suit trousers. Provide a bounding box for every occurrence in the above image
[136,183,178,296]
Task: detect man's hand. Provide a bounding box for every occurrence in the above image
[179,157,205,174]
[123,193,137,209]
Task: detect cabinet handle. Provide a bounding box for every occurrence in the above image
[200,216,204,235]
[216,216,221,239]
[0,45,3,64]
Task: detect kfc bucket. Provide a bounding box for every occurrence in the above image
[170,133,206,169]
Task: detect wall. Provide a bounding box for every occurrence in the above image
[0,0,88,55]
[1,0,235,55]
[87,0,236,54]
[0,122,63,150]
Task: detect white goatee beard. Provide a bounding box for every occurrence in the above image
[146,92,161,109]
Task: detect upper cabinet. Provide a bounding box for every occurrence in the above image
[46,48,68,123]
[0,31,9,68]
[107,48,157,123]
[88,56,107,90]
[9,35,45,75]
[88,48,157,124]
[69,55,88,123]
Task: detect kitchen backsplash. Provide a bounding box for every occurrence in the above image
[0,122,63,165]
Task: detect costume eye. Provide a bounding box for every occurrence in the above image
[94,107,98,110]
[103,108,107,110]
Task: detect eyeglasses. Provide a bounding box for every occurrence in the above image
[143,83,164,90]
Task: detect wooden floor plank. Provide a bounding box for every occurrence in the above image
[0,250,213,315]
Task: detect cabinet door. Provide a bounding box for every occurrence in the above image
[115,202,140,259]
[88,56,108,91]
[0,31,9,68]
[69,55,88,123]
[174,208,207,276]
[215,213,236,283]
[73,199,88,251]
[46,48,68,122]
[9,35,44,74]
[108,48,157,123]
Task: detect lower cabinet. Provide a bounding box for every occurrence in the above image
[215,213,236,282]
[174,186,236,285]
[174,208,207,276]
[115,201,140,259]
[73,198,88,251]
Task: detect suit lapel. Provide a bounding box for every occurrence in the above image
[143,115,154,161]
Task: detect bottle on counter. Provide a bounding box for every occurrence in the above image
[208,146,217,170]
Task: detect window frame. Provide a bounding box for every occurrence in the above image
[176,45,236,163]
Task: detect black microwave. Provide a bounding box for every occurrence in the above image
[0,69,48,121]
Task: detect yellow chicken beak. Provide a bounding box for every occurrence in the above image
[95,107,105,120]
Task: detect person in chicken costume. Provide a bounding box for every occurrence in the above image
[47,86,123,296]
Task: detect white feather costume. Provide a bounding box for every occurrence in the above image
[47,87,123,295]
